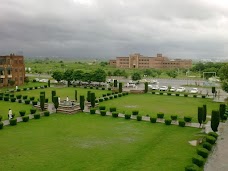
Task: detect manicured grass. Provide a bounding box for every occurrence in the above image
[100,93,221,122]
[0,113,202,170]
[0,82,47,92]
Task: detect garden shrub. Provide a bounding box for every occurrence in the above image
[104,97,109,101]
[157,112,164,119]
[159,92,163,95]
[176,93,180,96]
[193,94,197,98]
[44,85,47,88]
[0,96,3,100]
[23,95,28,99]
[96,87,99,90]
[179,120,186,127]
[137,115,142,121]
[84,86,87,89]
[34,113,40,119]
[171,115,178,120]
[206,136,216,145]
[202,142,212,151]
[18,99,22,103]
[192,155,205,167]
[184,116,192,122]
[124,114,131,119]
[102,87,105,90]
[90,87,93,89]
[4,97,9,101]
[35,86,38,89]
[10,97,16,102]
[118,93,122,97]
[152,91,155,94]
[99,98,104,102]
[114,95,118,98]
[99,106,106,110]
[23,88,27,91]
[110,107,117,112]
[30,108,37,114]
[208,132,218,140]
[19,110,26,116]
[17,88,21,92]
[95,100,98,103]
[165,119,172,125]
[150,117,157,123]
[109,96,113,100]
[4,93,9,96]
[0,122,3,129]
[100,110,106,116]
[9,119,17,126]
[184,94,188,97]
[16,95,22,99]
[223,115,227,120]
[197,147,209,158]
[167,93,171,96]
[132,110,139,115]
[202,95,206,98]
[29,87,33,90]
[24,99,30,104]
[0,115,2,121]
[32,100,38,105]
[22,116,29,122]
[10,94,14,98]
[30,96,35,101]
[108,88,111,90]
[112,112,118,118]
[185,164,199,171]
[45,98,48,103]
[102,94,107,97]
[90,108,96,114]
[107,93,111,96]
[44,111,50,116]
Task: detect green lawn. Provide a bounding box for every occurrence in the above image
[99,93,221,122]
[0,113,202,171]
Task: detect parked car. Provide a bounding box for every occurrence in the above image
[126,82,136,88]
[148,84,159,90]
[159,86,168,91]
[170,87,176,92]
[176,87,185,92]
[190,88,198,94]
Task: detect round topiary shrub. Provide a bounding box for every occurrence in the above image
[0,121,3,129]
[30,108,37,114]
[100,110,106,116]
[34,113,40,119]
[17,88,21,92]
[171,115,178,120]
[202,95,206,98]
[176,93,180,96]
[167,93,171,96]
[192,155,205,167]
[23,88,27,91]
[23,95,28,99]
[10,97,16,102]
[159,92,163,95]
[90,87,93,89]
[18,99,22,103]
[150,117,157,123]
[132,110,139,115]
[22,116,29,122]
[165,119,172,125]
[208,132,218,140]
[102,87,105,90]
[197,147,209,158]
[35,86,38,89]
[104,97,109,101]
[96,87,99,90]
[10,94,14,98]
[90,108,96,114]
[185,164,199,171]
[109,96,113,100]
[193,94,197,98]
[202,142,212,151]
[19,110,26,116]
[24,99,30,104]
[110,107,116,112]
[152,91,155,94]
[45,98,48,103]
[99,106,106,110]
[114,95,118,98]
[30,96,35,101]
[179,120,186,127]
[102,94,107,97]
[184,116,192,122]
[44,111,50,116]
[206,136,216,145]
[4,97,9,101]
[9,119,17,126]
[108,88,111,90]
[137,115,142,121]
[112,112,118,118]
[0,96,3,100]
[32,100,38,105]
[99,98,103,102]
[184,94,188,97]
[157,112,164,119]
[125,114,131,119]
[16,95,22,99]
[118,93,122,97]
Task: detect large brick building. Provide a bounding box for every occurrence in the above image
[0,54,25,87]
[109,53,192,69]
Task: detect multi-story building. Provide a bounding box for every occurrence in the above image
[0,54,25,87]
[110,53,192,69]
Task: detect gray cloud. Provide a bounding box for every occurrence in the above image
[0,0,228,59]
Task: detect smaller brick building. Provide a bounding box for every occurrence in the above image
[0,54,25,87]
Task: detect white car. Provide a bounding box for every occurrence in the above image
[148,84,159,90]
[159,86,168,91]
[170,87,176,92]
[176,87,186,92]
[190,88,198,94]
[126,82,136,88]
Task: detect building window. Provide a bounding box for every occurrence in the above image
[0,78,3,83]
[7,69,11,75]
[0,69,4,75]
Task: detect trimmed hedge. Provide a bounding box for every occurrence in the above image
[192,155,205,167]
[104,97,109,101]
[4,97,9,101]
[150,117,157,123]
[137,115,142,121]
[19,110,26,116]
[22,116,29,122]
[176,93,180,96]
[100,110,106,116]
[202,142,212,151]
[99,98,104,102]
[184,94,188,97]
[157,112,164,119]
[208,132,218,140]
[34,113,41,119]
[23,95,28,99]
[9,119,17,126]
[30,108,37,114]
[90,108,96,114]
[193,94,197,98]
[179,120,186,127]
[30,96,35,101]
[206,136,216,145]
[24,99,30,104]
[32,100,38,105]
[184,116,192,122]
[10,97,16,102]
[0,121,3,129]
[110,107,116,112]
[165,119,172,125]
[132,110,139,115]
[197,147,209,158]
[109,96,113,100]
[0,115,2,121]
[124,114,131,119]
[185,164,199,171]
[16,95,22,99]
[171,115,178,120]
[112,112,118,118]
[44,111,50,116]
[99,106,106,110]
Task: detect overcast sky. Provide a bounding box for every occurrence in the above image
[1,0,228,59]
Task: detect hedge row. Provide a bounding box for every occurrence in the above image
[151,91,206,98]
[98,92,129,102]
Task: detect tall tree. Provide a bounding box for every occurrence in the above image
[73,70,84,81]
[93,68,106,83]
[90,92,95,108]
[211,110,220,132]
[219,104,226,121]
[144,82,148,93]
[131,72,141,81]
[53,96,59,113]
[63,69,74,87]
[202,104,207,123]
[52,71,63,83]
[198,107,203,127]
[80,95,85,111]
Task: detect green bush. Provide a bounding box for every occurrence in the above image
[84,86,87,89]
[4,93,9,97]
[202,95,206,98]
[102,87,105,90]
[112,112,118,118]
[45,98,48,103]
[0,96,3,100]
[102,94,107,97]
[137,115,142,121]
[30,96,35,101]
[109,96,113,100]
[23,95,28,99]
[197,147,209,158]
[171,115,178,120]
[35,86,38,89]
[150,117,157,123]
[23,88,27,91]
[110,107,116,112]
[44,111,50,116]
[107,93,111,96]
[9,119,17,126]
[34,113,40,119]
[90,87,93,89]
[152,91,155,94]
[16,95,22,99]
[90,108,96,114]
[132,110,139,115]
[22,116,29,122]
[4,97,9,101]
[125,114,131,119]
[192,155,205,167]
[30,108,37,114]
[179,120,186,127]
[10,97,16,102]
[206,136,216,145]
[118,93,122,97]
[100,110,106,116]
[0,121,3,129]
[32,100,38,105]
[17,88,21,92]
[176,93,180,96]
[167,93,171,96]
[202,142,212,151]
[184,94,188,97]
[104,97,109,101]
[159,92,163,95]
[18,99,22,103]
[99,106,106,110]
[19,110,26,116]
[184,116,192,122]
[165,119,172,125]
[157,112,164,119]
[24,99,30,104]
[185,164,199,171]
[0,115,2,121]
[208,132,218,140]
[29,87,33,90]
[108,88,111,90]
[114,95,118,98]
[99,98,103,102]
[193,94,197,98]
[10,94,14,98]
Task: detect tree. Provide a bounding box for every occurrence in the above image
[82,72,92,83]
[51,90,56,103]
[144,82,148,93]
[221,80,228,93]
[63,69,74,87]
[93,68,106,83]
[114,80,118,87]
[87,91,91,102]
[211,110,220,132]
[100,61,108,67]
[203,104,207,123]
[48,80,50,87]
[73,70,84,82]
[40,95,45,111]
[218,64,228,81]
[198,107,203,127]
[53,96,59,113]
[75,90,77,101]
[119,82,122,93]
[52,71,63,83]
[143,69,152,77]
[131,72,141,81]
[80,95,85,111]
[24,77,29,84]
[219,104,226,121]
[107,71,112,76]
[90,92,95,108]
[167,70,178,78]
